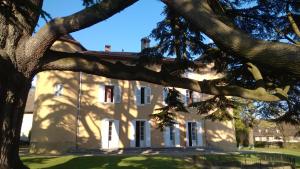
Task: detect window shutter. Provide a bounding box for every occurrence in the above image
[114,86,121,103]
[112,120,120,149]
[197,121,203,146]
[174,123,181,147]
[145,121,151,147]
[99,84,105,103]
[162,88,168,105]
[185,122,189,146]
[164,127,170,147]
[129,120,136,147]
[135,87,141,105]
[145,87,151,104]
[101,119,109,149]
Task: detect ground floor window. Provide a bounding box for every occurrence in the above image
[135,121,146,147]
[186,121,203,147]
[130,120,151,148]
[164,123,180,147]
[101,119,119,149]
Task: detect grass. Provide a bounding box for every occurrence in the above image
[248,147,300,168]
[21,154,255,169]
[21,155,198,169]
[21,148,300,169]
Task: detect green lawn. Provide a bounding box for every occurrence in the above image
[21,149,300,169]
[22,155,199,169]
[249,148,300,168]
[21,154,256,169]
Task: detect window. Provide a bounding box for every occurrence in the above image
[99,84,121,103]
[135,120,147,147]
[163,88,169,105]
[141,87,145,104]
[191,122,197,140]
[105,85,114,103]
[185,90,194,105]
[136,86,151,105]
[170,125,174,141]
[140,121,145,141]
[187,122,200,147]
[54,83,63,96]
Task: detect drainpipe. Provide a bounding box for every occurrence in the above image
[75,72,82,150]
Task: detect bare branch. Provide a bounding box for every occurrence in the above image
[40,50,288,101]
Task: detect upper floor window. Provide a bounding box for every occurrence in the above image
[185,90,193,105]
[136,86,151,105]
[162,87,169,105]
[184,90,201,105]
[105,85,114,103]
[54,83,63,96]
[99,84,121,103]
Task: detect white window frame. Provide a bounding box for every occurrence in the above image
[162,87,169,105]
[164,122,180,147]
[129,119,151,148]
[185,120,204,147]
[136,86,151,106]
[99,84,122,104]
[101,118,120,149]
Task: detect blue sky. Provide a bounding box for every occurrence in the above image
[37,0,165,52]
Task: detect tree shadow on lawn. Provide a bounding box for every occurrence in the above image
[23,155,191,169]
[22,157,58,166]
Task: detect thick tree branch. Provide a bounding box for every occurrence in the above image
[163,0,300,79]
[287,12,300,39]
[246,62,263,82]
[27,0,137,62]
[40,50,287,101]
[246,62,265,89]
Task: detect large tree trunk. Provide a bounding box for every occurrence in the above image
[248,128,254,149]
[0,71,31,169]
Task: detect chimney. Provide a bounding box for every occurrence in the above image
[104,45,111,52]
[141,37,150,51]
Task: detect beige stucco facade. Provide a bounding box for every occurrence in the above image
[29,39,236,154]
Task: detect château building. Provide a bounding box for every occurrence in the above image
[28,36,236,154]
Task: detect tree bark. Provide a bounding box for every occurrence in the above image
[40,50,289,101]
[0,71,31,169]
[248,127,254,149]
